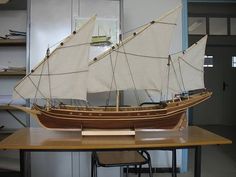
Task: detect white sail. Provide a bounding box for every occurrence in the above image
[13,16,96,100]
[87,6,181,93]
[168,35,208,96]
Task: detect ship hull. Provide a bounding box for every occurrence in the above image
[36,110,187,130]
[30,92,212,131]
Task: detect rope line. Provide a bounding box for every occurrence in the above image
[106,49,119,107]
[113,50,168,60]
[30,69,88,76]
[179,56,203,72]
[33,59,46,103]
[178,57,186,92]
[144,89,154,102]
[170,58,184,92]
[120,40,141,105]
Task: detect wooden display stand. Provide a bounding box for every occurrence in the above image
[81,129,135,136]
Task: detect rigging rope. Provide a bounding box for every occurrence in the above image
[179,56,203,72]
[113,50,168,60]
[178,57,186,93]
[120,40,141,106]
[13,88,54,107]
[170,58,184,92]
[28,68,62,106]
[144,89,154,102]
[33,58,47,104]
[106,48,119,107]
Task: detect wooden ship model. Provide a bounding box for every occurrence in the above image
[12,6,212,132]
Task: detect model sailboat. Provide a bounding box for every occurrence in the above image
[12,6,212,131]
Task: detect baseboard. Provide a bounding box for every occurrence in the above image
[123,167,180,173]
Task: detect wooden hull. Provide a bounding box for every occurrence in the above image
[36,110,187,130]
[30,92,212,131]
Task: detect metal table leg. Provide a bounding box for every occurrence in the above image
[194,146,202,177]
[20,150,31,177]
[20,150,25,177]
[172,149,177,177]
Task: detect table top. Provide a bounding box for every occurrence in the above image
[0,126,232,150]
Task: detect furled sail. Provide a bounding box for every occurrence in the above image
[13,16,96,100]
[168,35,208,96]
[87,6,181,93]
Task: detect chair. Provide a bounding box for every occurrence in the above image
[91,150,153,177]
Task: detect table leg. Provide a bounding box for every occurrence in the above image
[194,146,202,177]
[172,149,177,177]
[20,150,31,177]
[20,150,25,177]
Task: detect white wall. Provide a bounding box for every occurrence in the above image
[29,0,72,68]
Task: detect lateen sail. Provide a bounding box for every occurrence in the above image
[13,16,96,100]
[168,35,208,96]
[12,7,207,103]
[87,6,181,93]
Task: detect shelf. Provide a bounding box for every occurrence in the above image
[0,105,26,111]
[0,39,26,46]
[0,106,19,110]
[0,70,26,76]
[0,129,17,134]
[0,129,17,141]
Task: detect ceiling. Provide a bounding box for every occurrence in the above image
[0,0,27,10]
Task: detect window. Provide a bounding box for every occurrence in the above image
[189,16,236,36]
[209,18,228,35]
[204,55,213,67]
[232,56,236,68]
[230,18,236,35]
[188,17,206,35]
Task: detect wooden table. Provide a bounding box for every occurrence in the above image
[0,126,232,177]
